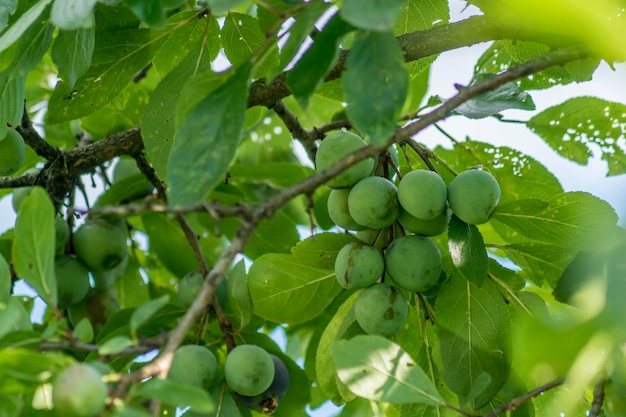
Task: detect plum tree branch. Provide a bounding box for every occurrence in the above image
[479,377,565,417]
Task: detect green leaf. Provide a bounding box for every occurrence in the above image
[143,43,212,179]
[207,0,247,14]
[340,0,406,31]
[123,0,167,28]
[167,63,250,206]
[501,242,575,287]
[221,13,278,77]
[279,1,330,70]
[47,14,198,123]
[0,254,9,304]
[291,232,359,270]
[0,298,32,340]
[435,278,511,407]
[248,252,343,325]
[229,162,313,188]
[316,291,361,403]
[447,215,487,285]
[142,213,200,278]
[0,0,51,54]
[0,73,25,139]
[222,261,252,329]
[455,77,535,119]
[50,0,97,30]
[72,318,94,343]
[527,96,626,175]
[12,187,57,306]
[343,30,408,145]
[51,27,95,88]
[130,295,170,338]
[287,13,354,108]
[492,192,618,250]
[98,335,135,355]
[333,335,445,405]
[10,16,54,75]
[0,1,18,30]
[135,378,215,413]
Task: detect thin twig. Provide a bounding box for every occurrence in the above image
[480,378,565,417]
[589,379,606,417]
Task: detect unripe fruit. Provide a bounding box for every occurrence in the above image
[225,345,275,396]
[55,255,90,308]
[236,354,290,414]
[55,215,69,254]
[356,228,387,249]
[52,363,107,417]
[398,207,450,237]
[447,169,500,225]
[178,270,204,309]
[73,218,128,272]
[0,129,25,176]
[315,131,374,189]
[354,283,408,337]
[348,176,399,229]
[334,242,384,289]
[11,186,33,213]
[112,157,154,198]
[327,189,366,231]
[397,169,447,220]
[385,235,442,292]
[168,345,219,389]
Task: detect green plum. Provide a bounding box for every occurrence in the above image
[55,215,69,254]
[73,217,128,272]
[178,270,204,308]
[397,169,447,220]
[168,345,219,389]
[327,189,367,231]
[385,235,442,292]
[356,228,388,249]
[55,255,90,309]
[315,131,375,189]
[235,354,290,414]
[0,129,25,176]
[348,176,399,229]
[52,363,107,417]
[334,242,384,289]
[447,169,500,225]
[11,186,33,213]
[354,283,408,337]
[397,207,451,236]
[225,344,275,396]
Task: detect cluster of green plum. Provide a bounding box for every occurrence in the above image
[11,159,143,324]
[316,130,501,337]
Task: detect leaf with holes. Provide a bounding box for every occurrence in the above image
[528,96,626,175]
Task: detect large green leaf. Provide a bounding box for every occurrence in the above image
[527,96,626,175]
[340,0,406,31]
[448,215,488,286]
[167,63,251,206]
[50,0,97,30]
[492,192,618,250]
[333,335,445,405]
[51,27,95,88]
[0,73,25,139]
[501,242,575,287]
[221,12,278,77]
[343,30,408,145]
[12,187,57,307]
[0,0,51,54]
[435,277,511,408]
[287,13,354,108]
[142,43,212,179]
[10,15,53,75]
[135,379,214,413]
[47,13,200,123]
[247,253,342,325]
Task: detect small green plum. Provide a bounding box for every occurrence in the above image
[397,207,451,237]
[385,235,442,292]
[52,363,107,417]
[397,169,447,220]
[168,345,219,389]
[354,283,408,337]
[73,217,128,272]
[334,242,384,289]
[315,131,375,189]
[348,176,399,229]
[448,169,500,225]
[225,345,275,396]
[55,255,90,309]
[327,189,367,231]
